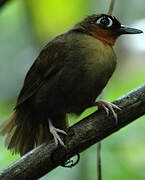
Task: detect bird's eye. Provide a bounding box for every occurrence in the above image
[96,16,113,28]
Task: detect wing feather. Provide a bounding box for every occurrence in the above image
[15,39,66,108]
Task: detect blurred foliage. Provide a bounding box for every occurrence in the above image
[0,0,145,179]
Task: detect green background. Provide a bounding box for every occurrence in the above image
[0,0,145,179]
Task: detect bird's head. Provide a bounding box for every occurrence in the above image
[74,14,143,46]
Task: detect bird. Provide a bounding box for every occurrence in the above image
[0,13,142,156]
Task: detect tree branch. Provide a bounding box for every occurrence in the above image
[0,84,145,180]
[108,0,116,15]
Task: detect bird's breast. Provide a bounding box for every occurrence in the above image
[65,36,117,113]
[79,37,117,87]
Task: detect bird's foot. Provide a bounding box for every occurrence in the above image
[94,100,121,124]
[49,119,67,146]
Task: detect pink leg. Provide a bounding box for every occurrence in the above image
[95,100,121,124]
[49,119,67,146]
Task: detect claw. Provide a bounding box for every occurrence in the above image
[102,104,109,116]
[49,119,67,146]
[95,100,121,124]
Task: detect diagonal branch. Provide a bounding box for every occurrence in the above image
[0,84,145,180]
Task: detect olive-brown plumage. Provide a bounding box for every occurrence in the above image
[0,14,142,155]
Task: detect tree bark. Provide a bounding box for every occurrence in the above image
[0,83,145,180]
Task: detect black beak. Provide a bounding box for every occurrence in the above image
[118,25,143,35]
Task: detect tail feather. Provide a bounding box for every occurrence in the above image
[0,113,16,135]
[0,109,68,156]
[35,123,50,146]
[0,110,50,155]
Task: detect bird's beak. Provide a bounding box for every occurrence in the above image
[118,25,143,35]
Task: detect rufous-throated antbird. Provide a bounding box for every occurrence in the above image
[0,14,142,155]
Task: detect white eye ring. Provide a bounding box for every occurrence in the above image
[96,16,113,28]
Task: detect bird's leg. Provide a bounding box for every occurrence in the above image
[94,100,121,124]
[48,119,67,146]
